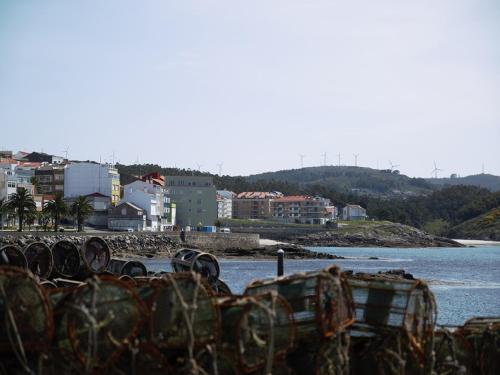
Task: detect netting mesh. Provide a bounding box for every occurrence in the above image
[51,240,81,278]
[218,292,295,373]
[52,276,147,372]
[23,242,53,279]
[0,245,27,269]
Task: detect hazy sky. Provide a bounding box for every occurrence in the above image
[1,0,499,177]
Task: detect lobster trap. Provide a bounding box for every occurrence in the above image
[245,265,354,340]
[347,272,437,375]
[107,258,148,277]
[0,245,27,269]
[51,275,148,372]
[217,292,295,373]
[50,240,81,278]
[23,242,54,279]
[172,248,220,282]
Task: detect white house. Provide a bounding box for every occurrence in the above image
[64,162,120,204]
[342,204,367,221]
[120,180,173,231]
[216,190,235,219]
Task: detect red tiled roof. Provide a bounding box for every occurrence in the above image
[236,192,280,199]
[272,195,313,202]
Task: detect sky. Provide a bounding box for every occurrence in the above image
[1,0,499,178]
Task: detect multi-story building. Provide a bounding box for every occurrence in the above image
[0,169,18,201]
[165,176,217,227]
[0,160,35,200]
[232,191,283,220]
[35,165,65,194]
[271,195,333,224]
[121,180,173,231]
[342,204,367,221]
[64,162,120,205]
[216,190,235,219]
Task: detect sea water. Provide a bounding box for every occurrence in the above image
[142,246,500,326]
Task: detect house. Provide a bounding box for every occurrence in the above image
[35,164,65,194]
[64,162,120,205]
[108,202,147,232]
[270,195,333,224]
[0,161,35,201]
[165,176,217,227]
[23,152,65,164]
[65,192,111,228]
[232,191,283,220]
[342,204,367,221]
[121,180,173,231]
[216,190,235,219]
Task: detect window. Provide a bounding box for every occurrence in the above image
[121,208,127,216]
[7,181,16,188]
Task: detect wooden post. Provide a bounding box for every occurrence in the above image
[277,249,284,276]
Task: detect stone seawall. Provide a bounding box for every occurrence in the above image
[0,231,260,258]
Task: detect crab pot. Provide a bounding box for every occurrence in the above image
[113,343,172,375]
[0,244,27,269]
[23,241,53,279]
[452,317,500,375]
[0,266,54,353]
[50,240,81,278]
[79,236,110,275]
[138,272,219,349]
[245,265,354,340]
[107,258,148,277]
[218,293,295,373]
[347,272,437,375]
[433,328,468,375]
[287,332,350,375]
[53,276,148,371]
[172,248,220,282]
[211,278,232,296]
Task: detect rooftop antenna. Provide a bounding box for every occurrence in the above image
[337,153,341,167]
[353,153,359,167]
[109,151,116,166]
[389,160,400,172]
[431,160,443,178]
[299,154,305,168]
[321,152,327,166]
[217,162,223,176]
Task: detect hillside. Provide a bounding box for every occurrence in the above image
[426,174,500,192]
[247,166,434,196]
[449,207,500,241]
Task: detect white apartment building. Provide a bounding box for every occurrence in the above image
[121,180,174,231]
[64,162,120,204]
[216,190,235,219]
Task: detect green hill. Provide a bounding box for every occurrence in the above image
[247,166,434,196]
[426,174,500,192]
[449,207,500,241]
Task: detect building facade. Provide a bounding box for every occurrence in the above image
[35,165,65,195]
[165,176,217,227]
[232,191,283,220]
[121,180,173,231]
[216,190,235,219]
[271,195,333,224]
[108,202,147,231]
[342,204,367,221]
[64,162,120,204]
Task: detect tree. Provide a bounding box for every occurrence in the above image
[0,198,11,230]
[30,176,41,194]
[44,192,67,232]
[70,196,93,232]
[6,188,37,232]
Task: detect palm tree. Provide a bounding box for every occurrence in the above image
[70,196,93,232]
[30,176,41,194]
[44,192,67,232]
[0,198,10,230]
[7,188,37,232]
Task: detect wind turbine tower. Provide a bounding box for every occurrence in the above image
[299,154,305,168]
[337,153,341,167]
[388,160,400,172]
[217,162,224,176]
[431,161,443,179]
[353,154,359,167]
[321,152,327,166]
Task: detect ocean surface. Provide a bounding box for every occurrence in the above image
[142,246,500,326]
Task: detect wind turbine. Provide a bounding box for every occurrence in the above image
[431,161,443,179]
[217,162,223,176]
[321,152,327,166]
[299,154,305,168]
[353,154,359,167]
[388,160,400,172]
[337,153,341,167]
[61,146,69,160]
[196,163,203,171]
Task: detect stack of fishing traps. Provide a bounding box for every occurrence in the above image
[0,241,498,374]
